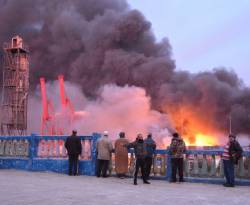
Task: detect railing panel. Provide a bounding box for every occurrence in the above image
[0,138,29,157]
[37,136,92,160]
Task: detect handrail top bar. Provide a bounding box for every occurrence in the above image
[39,136,93,140]
[0,135,93,141]
[127,149,250,156]
[0,136,31,140]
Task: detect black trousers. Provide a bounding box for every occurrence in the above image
[144,157,153,179]
[171,158,184,181]
[134,158,147,183]
[68,154,79,176]
[96,159,109,177]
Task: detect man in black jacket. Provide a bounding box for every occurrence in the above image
[65,130,82,176]
[125,134,150,185]
[222,134,243,187]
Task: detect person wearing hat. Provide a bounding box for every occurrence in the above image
[65,130,82,176]
[96,131,113,177]
[169,132,186,182]
[222,134,243,187]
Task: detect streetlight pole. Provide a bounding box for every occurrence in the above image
[229,115,232,134]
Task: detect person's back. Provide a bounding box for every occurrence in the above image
[97,136,113,160]
[65,134,82,155]
[115,132,129,177]
[96,131,113,178]
[64,130,82,176]
[169,132,186,182]
[169,137,186,158]
[144,136,156,158]
[144,134,156,180]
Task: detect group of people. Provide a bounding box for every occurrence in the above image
[64,130,243,187]
[95,131,156,185]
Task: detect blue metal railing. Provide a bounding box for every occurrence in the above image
[0,135,250,185]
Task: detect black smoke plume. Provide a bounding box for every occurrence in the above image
[0,0,250,136]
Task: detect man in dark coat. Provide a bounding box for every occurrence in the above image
[65,130,82,176]
[125,134,150,185]
[222,134,243,187]
[144,133,156,180]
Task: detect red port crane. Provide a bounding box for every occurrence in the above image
[40,77,56,135]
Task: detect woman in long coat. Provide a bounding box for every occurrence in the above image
[115,132,129,178]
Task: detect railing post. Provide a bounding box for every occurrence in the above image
[193,154,199,175]
[238,157,245,177]
[29,133,39,171]
[201,154,208,176]
[91,133,101,176]
[209,155,216,176]
[248,157,250,177]
[219,157,224,177]
[166,149,171,180]
[184,154,189,177]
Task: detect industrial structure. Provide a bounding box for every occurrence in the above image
[0,36,29,135]
[40,77,56,135]
[40,75,87,135]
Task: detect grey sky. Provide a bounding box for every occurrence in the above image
[127,0,250,86]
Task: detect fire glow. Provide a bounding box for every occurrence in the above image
[165,105,220,146]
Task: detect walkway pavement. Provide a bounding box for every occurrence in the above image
[0,170,249,205]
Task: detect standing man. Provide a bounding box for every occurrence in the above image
[169,132,186,182]
[144,133,156,180]
[65,130,82,176]
[115,132,129,178]
[223,134,243,187]
[125,134,150,185]
[96,131,113,178]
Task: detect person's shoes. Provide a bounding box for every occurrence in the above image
[179,179,185,182]
[143,180,150,184]
[134,181,138,185]
[170,179,176,183]
[223,183,234,187]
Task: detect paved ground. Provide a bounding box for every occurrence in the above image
[0,170,249,205]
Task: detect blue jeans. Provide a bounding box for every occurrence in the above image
[223,159,235,185]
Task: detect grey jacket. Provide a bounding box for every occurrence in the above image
[96,136,113,160]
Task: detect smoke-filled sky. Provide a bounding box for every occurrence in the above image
[128,0,250,86]
[0,0,250,143]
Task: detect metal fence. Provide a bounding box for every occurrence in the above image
[0,134,250,185]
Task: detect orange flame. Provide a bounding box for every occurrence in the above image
[165,104,220,146]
